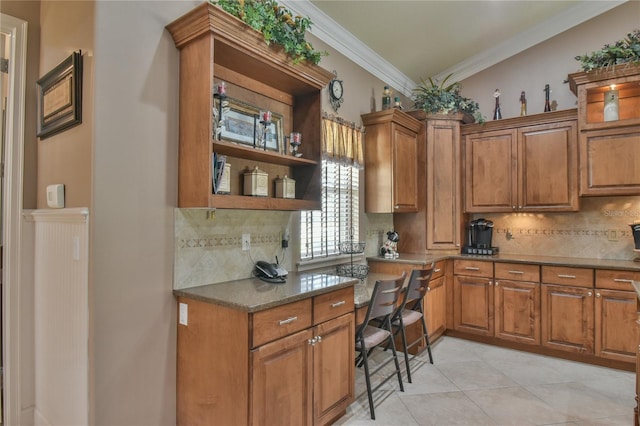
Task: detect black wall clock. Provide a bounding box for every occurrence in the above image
[329,71,344,112]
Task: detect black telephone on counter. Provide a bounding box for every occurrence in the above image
[254,260,288,283]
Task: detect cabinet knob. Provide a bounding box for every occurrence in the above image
[587,291,593,297]
[596,292,601,298]
[427,286,431,292]
[316,335,322,344]
[495,281,499,286]
[394,205,399,210]
[488,280,493,286]
[308,338,316,346]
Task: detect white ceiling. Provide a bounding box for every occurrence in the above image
[280,0,626,96]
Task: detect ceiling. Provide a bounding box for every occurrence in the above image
[280,0,626,96]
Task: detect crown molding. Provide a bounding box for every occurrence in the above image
[436,0,627,83]
[279,0,417,97]
[280,0,624,95]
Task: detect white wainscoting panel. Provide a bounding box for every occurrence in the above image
[30,208,89,426]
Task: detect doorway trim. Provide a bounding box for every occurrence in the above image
[1,13,29,426]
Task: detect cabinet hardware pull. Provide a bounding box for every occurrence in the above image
[488,281,493,286]
[316,336,322,344]
[596,292,601,298]
[434,268,441,273]
[308,338,315,345]
[613,278,634,283]
[508,270,524,275]
[427,286,431,292]
[495,281,499,286]
[557,274,576,279]
[279,316,298,326]
[587,291,593,297]
[394,205,399,210]
[331,300,346,308]
[465,266,480,271]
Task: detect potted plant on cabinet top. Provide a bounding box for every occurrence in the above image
[574,29,640,72]
[412,73,483,123]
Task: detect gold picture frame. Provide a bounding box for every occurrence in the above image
[36,51,83,139]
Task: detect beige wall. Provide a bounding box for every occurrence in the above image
[459,1,640,260]
[37,1,94,209]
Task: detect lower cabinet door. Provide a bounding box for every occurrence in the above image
[595,289,637,362]
[494,279,540,345]
[313,313,354,425]
[453,275,494,336]
[251,328,314,426]
[425,274,447,341]
[541,284,594,354]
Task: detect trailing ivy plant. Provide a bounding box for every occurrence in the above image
[575,29,640,72]
[212,0,327,65]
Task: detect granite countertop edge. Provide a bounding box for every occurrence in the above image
[174,272,359,313]
[366,253,640,271]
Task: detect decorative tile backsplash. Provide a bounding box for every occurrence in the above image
[473,196,640,260]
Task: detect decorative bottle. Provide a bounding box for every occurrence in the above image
[493,89,502,120]
[382,86,392,110]
[544,84,551,112]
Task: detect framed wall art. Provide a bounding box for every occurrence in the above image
[220,97,284,153]
[36,51,83,139]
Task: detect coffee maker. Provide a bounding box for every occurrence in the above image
[462,218,499,255]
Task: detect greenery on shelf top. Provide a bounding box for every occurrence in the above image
[412,74,483,123]
[212,0,327,65]
[575,29,640,72]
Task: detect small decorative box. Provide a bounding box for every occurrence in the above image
[243,166,268,197]
[275,175,296,199]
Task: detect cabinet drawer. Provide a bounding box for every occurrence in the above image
[313,287,354,325]
[432,260,446,280]
[495,262,540,282]
[454,259,493,277]
[252,299,313,348]
[542,266,593,288]
[596,269,640,291]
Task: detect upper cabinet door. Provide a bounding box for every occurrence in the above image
[518,120,579,211]
[464,129,517,213]
[362,109,421,213]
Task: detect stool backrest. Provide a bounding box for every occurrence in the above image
[362,272,406,327]
[400,264,436,312]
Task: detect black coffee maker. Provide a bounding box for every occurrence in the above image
[462,218,499,255]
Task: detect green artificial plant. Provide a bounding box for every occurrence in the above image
[575,29,640,72]
[412,74,483,123]
[212,0,327,65]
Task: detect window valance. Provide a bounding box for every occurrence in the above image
[321,113,364,168]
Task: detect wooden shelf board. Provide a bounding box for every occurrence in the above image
[214,140,318,167]
[209,194,320,210]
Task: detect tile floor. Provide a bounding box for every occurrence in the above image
[336,337,635,425]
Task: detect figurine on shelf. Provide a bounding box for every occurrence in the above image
[380,230,400,259]
[258,110,272,150]
[493,89,502,120]
[213,81,227,140]
[382,85,392,110]
[519,91,527,116]
[544,84,552,112]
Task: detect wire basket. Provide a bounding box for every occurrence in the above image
[339,241,366,254]
[336,264,369,279]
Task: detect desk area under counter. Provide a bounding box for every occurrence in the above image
[174,272,358,426]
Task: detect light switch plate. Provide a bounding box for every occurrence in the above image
[46,184,65,208]
[179,302,188,326]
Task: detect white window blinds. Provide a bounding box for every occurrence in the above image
[301,159,359,259]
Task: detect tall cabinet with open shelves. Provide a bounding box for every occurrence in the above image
[167,3,334,210]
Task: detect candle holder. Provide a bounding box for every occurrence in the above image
[258,110,272,151]
[289,132,302,157]
[213,82,227,141]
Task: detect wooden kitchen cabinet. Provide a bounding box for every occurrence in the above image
[167,4,333,210]
[462,110,578,213]
[396,112,464,252]
[494,262,541,345]
[362,109,421,213]
[568,64,640,196]
[453,259,494,336]
[541,266,595,354]
[594,269,640,363]
[177,285,354,426]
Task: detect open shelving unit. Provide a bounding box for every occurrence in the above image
[166,3,334,210]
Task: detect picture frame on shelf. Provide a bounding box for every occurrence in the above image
[36,51,83,139]
[220,97,284,153]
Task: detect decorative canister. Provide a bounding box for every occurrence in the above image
[275,175,296,199]
[243,166,268,197]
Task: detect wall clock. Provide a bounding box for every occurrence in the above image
[329,71,344,112]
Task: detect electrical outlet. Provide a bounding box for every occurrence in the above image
[242,233,251,251]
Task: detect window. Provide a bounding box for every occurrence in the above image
[300,159,359,260]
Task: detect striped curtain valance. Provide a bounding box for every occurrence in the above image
[321,113,364,168]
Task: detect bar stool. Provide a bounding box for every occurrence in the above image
[390,264,436,383]
[354,273,406,420]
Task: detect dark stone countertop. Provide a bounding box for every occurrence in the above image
[173,272,359,313]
